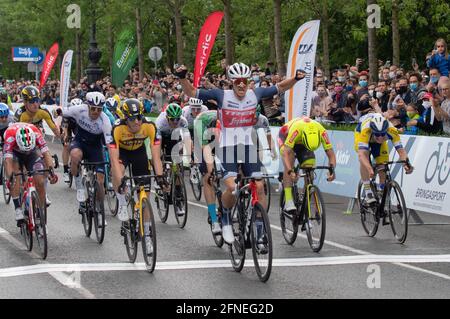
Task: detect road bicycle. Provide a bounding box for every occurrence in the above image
[14,168,53,259]
[154,154,188,228]
[206,158,224,248]
[120,165,157,273]
[229,167,273,282]
[279,165,333,252]
[358,160,410,244]
[78,161,108,244]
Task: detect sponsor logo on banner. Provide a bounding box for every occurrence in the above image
[298,44,314,54]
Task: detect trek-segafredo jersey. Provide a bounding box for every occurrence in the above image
[197,86,278,147]
[63,104,113,145]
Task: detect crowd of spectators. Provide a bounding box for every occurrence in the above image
[1,38,449,135]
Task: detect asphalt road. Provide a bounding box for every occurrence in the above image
[1,140,450,299]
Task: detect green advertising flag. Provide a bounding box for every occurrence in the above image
[112,28,138,87]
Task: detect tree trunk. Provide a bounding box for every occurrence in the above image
[75,30,82,82]
[392,0,400,67]
[223,0,234,65]
[269,26,276,68]
[368,0,378,82]
[321,0,330,79]
[173,0,184,64]
[273,0,285,76]
[166,20,172,73]
[108,25,114,77]
[136,7,144,81]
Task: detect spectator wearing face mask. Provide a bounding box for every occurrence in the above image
[428,68,442,89]
[410,92,443,134]
[375,80,389,112]
[408,73,426,104]
[311,84,333,120]
[403,104,421,135]
[431,78,450,134]
[357,71,369,99]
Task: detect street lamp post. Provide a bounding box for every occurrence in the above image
[85,0,103,85]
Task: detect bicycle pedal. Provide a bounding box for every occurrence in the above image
[382,218,390,226]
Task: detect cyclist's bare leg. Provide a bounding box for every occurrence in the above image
[9,161,21,199]
[33,174,46,210]
[96,173,105,201]
[70,148,83,177]
[222,176,237,210]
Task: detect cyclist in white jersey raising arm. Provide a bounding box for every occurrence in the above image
[175,62,305,245]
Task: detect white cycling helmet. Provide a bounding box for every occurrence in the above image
[70,98,83,107]
[370,113,389,134]
[86,92,106,107]
[16,125,36,152]
[188,97,204,107]
[227,62,251,80]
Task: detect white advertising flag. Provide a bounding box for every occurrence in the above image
[285,20,320,121]
[60,50,73,109]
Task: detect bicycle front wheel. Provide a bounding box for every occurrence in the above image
[250,203,273,282]
[279,188,298,245]
[81,180,93,237]
[386,181,408,244]
[32,191,47,259]
[305,185,326,253]
[173,176,188,229]
[357,180,379,237]
[93,181,105,244]
[21,215,33,252]
[122,199,138,263]
[189,165,202,201]
[1,164,11,204]
[229,203,246,272]
[141,198,157,273]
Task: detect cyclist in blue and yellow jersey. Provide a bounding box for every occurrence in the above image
[355,113,413,204]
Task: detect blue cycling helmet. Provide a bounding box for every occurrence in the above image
[0,103,10,117]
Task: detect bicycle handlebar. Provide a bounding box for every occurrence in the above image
[14,168,53,177]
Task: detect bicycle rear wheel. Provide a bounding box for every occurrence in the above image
[279,188,298,245]
[386,181,408,244]
[122,199,138,263]
[305,185,326,253]
[357,180,379,237]
[250,203,273,282]
[1,163,11,204]
[68,172,73,188]
[93,181,105,244]
[189,165,202,201]
[229,204,246,272]
[141,198,157,273]
[173,175,188,229]
[32,191,47,259]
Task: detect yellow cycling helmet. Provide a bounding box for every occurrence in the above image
[301,123,321,151]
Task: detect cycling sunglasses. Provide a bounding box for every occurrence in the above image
[167,117,181,122]
[29,97,41,104]
[0,116,8,120]
[233,78,249,86]
[89,105,103,112]
[127,114,143,121]
[373,132,387,138]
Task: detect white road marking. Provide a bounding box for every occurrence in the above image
[187,200,450,281]
[1,254,450,278]
[0,226,95,299]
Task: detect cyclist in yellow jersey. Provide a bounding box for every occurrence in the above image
[278,116,336,212]
[355,113,413,204]
[109,98,166,221]
[14,86,60,138]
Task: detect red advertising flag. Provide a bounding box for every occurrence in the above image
[193,11,224,88]
[39,42,59,89]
